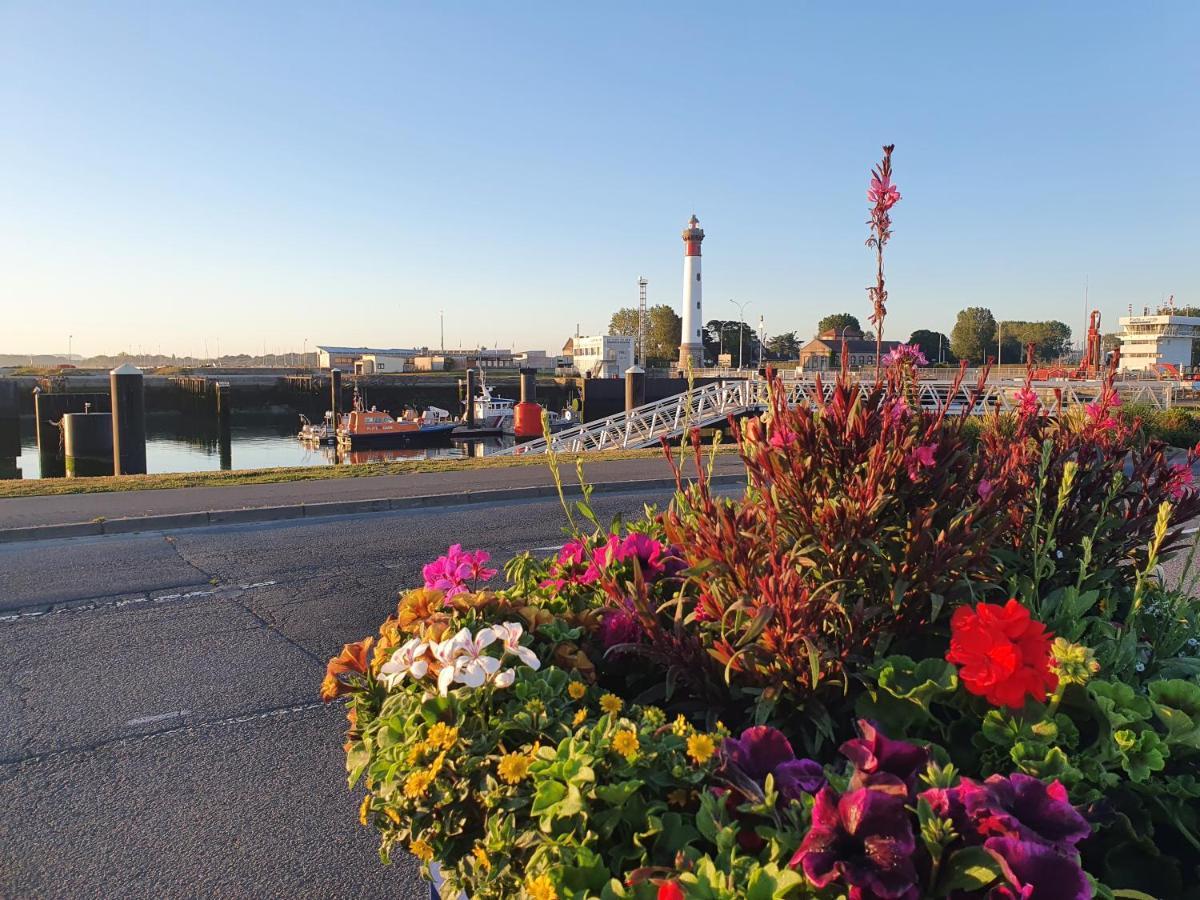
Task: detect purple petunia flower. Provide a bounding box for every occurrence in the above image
[789,785,920,900]
[964,774,1091,850]
[841,720,930,794]
[721,725,826,801]
[984,836,1090,900]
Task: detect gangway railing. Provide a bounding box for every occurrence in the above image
[496,376,1174,457]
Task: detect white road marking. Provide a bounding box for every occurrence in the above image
[530,544,565,552]
[0,580,278,623]
[126,709,191,727]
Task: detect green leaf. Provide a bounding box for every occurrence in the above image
[594,779,644,807]
[936,846,1003,896]
[531,779,567,815]
[1113,729,1168,782]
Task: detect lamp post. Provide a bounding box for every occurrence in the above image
[838,324,853,370]
[68,334,72,365]
[728,299,751,370]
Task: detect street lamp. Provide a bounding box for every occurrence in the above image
[728,299,751,369]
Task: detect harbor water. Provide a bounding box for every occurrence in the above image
[9,410,511,479]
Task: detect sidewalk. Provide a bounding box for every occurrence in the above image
[0,455,747,540]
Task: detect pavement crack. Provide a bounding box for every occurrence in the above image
[231,595,324,665]
[162,534,218,584]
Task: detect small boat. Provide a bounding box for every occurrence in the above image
[298,411,337,445]
[463,374,576,436]
[336,391,455,450]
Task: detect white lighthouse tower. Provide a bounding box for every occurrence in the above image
[678,214,705,368]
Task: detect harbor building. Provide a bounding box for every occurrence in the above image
[1116,314,1200,372]
[573,335,635,378]
[317,346,419,369]
[678,215,705,368]
[798,328,902,371]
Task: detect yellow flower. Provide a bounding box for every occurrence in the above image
[384,808,401,825]
[526,873,558,900]
[672,714,691,737]
[687,732,716,765]
[713,720,730,737]
[358,795,371,825]
[425,722,459,751]
[612,729,640,761]
[599,693,623,715]
[472,845,492,872]
[572,708,588,727]
[406,744,425,765]
[568,681,587,700]
[410,838,434,863]
[1050,638,1101,686]
[403,769,435,799]
[498,750,534,784]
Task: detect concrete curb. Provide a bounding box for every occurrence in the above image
[0,473,744,545]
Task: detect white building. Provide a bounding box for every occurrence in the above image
[316,346,419,370]
[1116,315,1200,372]
[354,353,411,374]
[573,335,635,378]
[513,350,563,372]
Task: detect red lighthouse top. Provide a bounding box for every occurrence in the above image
[682,214,704,257]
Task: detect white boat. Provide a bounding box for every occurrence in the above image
[298,411,337,444]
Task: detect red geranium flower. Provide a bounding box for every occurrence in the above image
[946,600,1057,709]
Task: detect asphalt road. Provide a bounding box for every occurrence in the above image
[0,487,681,899]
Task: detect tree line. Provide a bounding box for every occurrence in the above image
[607,305,1074,367]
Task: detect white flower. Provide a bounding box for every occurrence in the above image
[431,627,501,695]
[452,627,500,688]
[378,638,428,689]
[491,621,541,670]
[493,669,516,688]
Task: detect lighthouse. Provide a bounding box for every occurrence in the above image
[678,214,705,368]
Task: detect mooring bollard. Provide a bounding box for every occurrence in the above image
[624,365,646,415]
[330,368,342,420]
[63,409,114,477]
[464,369,477,427]
[110,363,147,475]
[216,382,232,470]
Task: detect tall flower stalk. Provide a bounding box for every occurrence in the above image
[866,144,900,375]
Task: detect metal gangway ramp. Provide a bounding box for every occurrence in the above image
[496,376,1175,457]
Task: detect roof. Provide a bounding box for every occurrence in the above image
[316,345,421,356]
[800,338,903,355]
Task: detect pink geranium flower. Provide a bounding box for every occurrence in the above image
[422,544,497,598]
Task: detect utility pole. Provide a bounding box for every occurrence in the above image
[68,334,72,364]
[997,321,1002,365]
[757,315,765,369]
[728,298,751,370]
[637,277,648,369]
[440,310,445,353]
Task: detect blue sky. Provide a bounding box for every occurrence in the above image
[2,2,1196,358]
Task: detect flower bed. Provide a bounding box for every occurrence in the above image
[322,148,1200,899]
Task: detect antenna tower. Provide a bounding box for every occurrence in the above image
[637,277,649,368]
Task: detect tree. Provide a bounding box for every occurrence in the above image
[817,313,862,336]
[997,321,1073,362]
[1101,333,1121,353]
[608,304,682,366]
[764,332,801,360]
[907,330,955,365]
[950,307,997,364]
[703,319,761,367]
